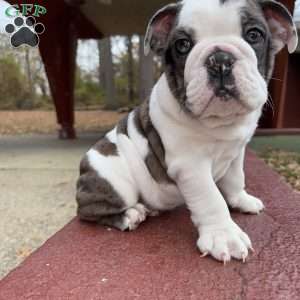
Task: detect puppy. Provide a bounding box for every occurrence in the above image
[76,0,298,263]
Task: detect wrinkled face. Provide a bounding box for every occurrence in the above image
[145,0,298,127]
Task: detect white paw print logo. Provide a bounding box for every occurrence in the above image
[5,16,45,48]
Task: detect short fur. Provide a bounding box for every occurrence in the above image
[76,0,298,263]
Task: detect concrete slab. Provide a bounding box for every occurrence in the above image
[0,152,299,300]
[0,134,101,279]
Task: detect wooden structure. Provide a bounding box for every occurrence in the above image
[7,0,300,138]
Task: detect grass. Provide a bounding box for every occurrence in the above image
[250,136,300,192]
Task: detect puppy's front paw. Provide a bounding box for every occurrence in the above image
[197,220,253,263]
[228,191,264,214]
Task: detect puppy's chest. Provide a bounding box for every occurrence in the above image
[210,143,242,181]
[165,137,244,182]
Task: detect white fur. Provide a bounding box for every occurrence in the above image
[143,0,267,262]
[179,0,245,39]
[184,36,267,124]
[148,74,262,263]
[87,0,270,263]
[87,148,138,208]
[117,133,184,211]
[127,111,149,159]
[123,203,148,231]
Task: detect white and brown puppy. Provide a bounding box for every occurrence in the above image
[76,0,298,263]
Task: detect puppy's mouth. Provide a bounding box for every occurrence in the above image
[203,110,247,120]
[215,85,238,100]
[185,88,249,119]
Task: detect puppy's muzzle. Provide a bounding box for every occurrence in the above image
[205,49,237,100]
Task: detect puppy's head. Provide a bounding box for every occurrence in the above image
[145,0,298,127]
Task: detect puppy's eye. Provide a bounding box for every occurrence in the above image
[246,28,264,44]
[175,38,192,55]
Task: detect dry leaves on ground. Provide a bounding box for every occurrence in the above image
[0,110,124,135]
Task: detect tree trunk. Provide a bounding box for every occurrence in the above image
[24,48,34,97]
[126,35,134,102]
[98,38,117,109]
[138,35,154,102]
[98,40,106,91]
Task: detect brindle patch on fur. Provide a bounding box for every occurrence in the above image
[240,1,274,81]
[76,156,125,222]
[117,114,129,136]
[163,28,196,110]
[93,137,118,156]
[134,100,174,184]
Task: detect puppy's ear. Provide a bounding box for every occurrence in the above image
[260,0,298,53]
[144,3,180,56]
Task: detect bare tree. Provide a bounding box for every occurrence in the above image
[98,41,105,91]
[98,38,117,109]
[138,35,154,102]
[24,48,34,97]
[126,35,135,102]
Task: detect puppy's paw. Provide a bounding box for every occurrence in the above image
[197,220,253,263]
[228,191,264,215]
[123,204,148,231]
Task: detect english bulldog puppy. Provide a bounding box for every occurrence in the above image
[76,0,298,263]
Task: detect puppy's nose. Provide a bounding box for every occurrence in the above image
[205,50,236,78]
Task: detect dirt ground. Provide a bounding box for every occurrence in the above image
[0,110,125,135]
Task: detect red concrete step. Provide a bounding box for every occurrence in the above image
[1,152,300,300]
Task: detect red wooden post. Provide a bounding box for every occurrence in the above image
[39,11,77,139]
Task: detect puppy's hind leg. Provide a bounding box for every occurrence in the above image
[99,203,149,231]
[76,156,148,231]
[78,194,148,231]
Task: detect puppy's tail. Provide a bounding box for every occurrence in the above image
[117,134,167,211]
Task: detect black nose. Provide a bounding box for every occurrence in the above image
[205,50,236,78]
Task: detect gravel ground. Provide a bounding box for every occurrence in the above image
[0,110,124,279]
[0,134,100,280]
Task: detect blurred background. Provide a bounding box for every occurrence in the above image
[0,34,161,134]
[0,0,299,281]
[0,1,163,137]
[0,0,299,137]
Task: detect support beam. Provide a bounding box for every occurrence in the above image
[39,11,77,139]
